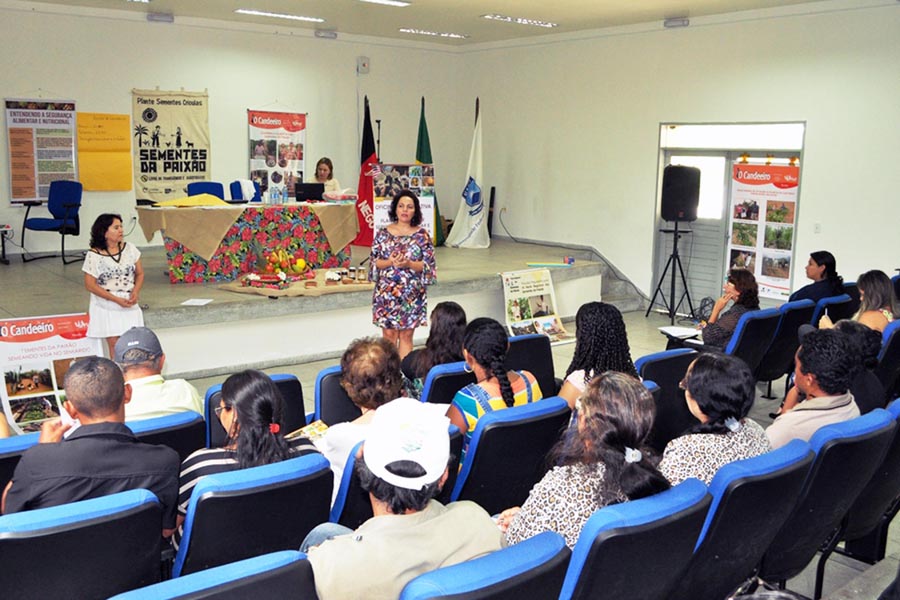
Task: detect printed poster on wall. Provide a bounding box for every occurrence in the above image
[727,163,800,300]
[500,269,573,344]
[132,89,210,203]
[372,164,436,239]
[5,99,77,204]
[247,110,306,199]
[1,314,102,435]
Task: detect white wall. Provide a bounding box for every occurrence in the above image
[2,0,898,295]
[464,2,900,293]
[0,1,469,253]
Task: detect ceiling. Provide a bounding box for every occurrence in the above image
[29,0,831,46]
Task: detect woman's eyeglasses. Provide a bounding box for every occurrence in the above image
[214,406,228,418]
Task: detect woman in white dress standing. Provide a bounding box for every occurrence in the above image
[83,213,144,357]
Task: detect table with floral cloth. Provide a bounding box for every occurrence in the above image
[136,202,358,283]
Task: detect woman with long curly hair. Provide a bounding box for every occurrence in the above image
[559,302,638,408]
[499,372,670,548]
[401,301,467,397]
[447,318,542,453]
[174,370,317,547]
[701,268,760,349]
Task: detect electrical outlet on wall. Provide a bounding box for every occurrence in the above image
[813,223,822,234]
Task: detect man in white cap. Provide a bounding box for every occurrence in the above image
[114,326,203,421]
[305,398,504,600]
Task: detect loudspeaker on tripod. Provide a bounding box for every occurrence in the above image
[660,165,700,222]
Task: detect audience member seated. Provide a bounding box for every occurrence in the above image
[317,338,406,503]
[400,301,467,398]
[1,356,179,537]
[447,318,543,454]
[115,326,204,421]
[499,372,670,548]
[789,250,844,303]
[779,320,886,416]
[658,354,770,485]
[701,268,760,349]
[820,269,897,333]
[175,369,317,548]
[558,302,638,409]
[302,398,504,600]
[766,329,860,449]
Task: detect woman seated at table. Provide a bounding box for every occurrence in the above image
[701,268,760,349]
[820,269,897,333]
[175,370,318,548]
[499,372,670,548]
[400,301,467,399]
[447,318,542,454]
[558,302,638,409]
[658,353,770,485]
[308,157,341,194]
[789,251,844,303]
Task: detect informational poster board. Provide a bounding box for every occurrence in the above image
[500,269,572,343]
[1,314,102,435]
[5,99,77,203]
[372,164,436,239]
[247,110,307,198]
[132,89,210,203]
[727,163,800,300]
[76,112,132,191]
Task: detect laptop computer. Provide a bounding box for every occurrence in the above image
[295,183,325,202]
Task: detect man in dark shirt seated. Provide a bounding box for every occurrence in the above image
[1,356,180,537]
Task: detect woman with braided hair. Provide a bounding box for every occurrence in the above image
[558,302,638,409]
[500,372,670,548]
[447,318,542,454]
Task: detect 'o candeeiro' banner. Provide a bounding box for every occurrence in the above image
[132,89,210,203]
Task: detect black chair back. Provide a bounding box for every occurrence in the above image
[758,410,895,598]
[314,366,361,426]
[506,334,559,398]
[724,308,781,374]
[450,398,570,515]
[206,374,306,447]
[420,362,476,405]
[129,412,206,462]
[842,282,862,317]
[875,321,900,403]
[635,349,698,452]
[0,433,39,492]
[755,299,816,384]
[810,294,853,325]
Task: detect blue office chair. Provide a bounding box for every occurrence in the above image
[635,348,698,452]
[204,373,306,448]
[450,397,570,515]
[186,181,225,199]
[21,179,83,263]
[810,294,853,326]
[111,551,318,599]
[229,180,262,203]
[313,365,361,426]
[667,439,815,600]
[173,453,332,577]
[506,333,561,398]
[754,299,816,398]
[0,432,40,492]
[0,489,162,598]
[400,531,570,600]
[419,361,476,405]
[560,478,711,600]
[759,409,896,599]
[875,320,900,403]
[128,411,206,462]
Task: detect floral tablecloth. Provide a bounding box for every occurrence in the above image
[139,204,355,283]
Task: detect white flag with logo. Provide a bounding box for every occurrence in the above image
[445,105,488,248]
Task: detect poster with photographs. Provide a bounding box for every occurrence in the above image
[500,269,573,344]
[5,98,77,203]
[132,89,210,203]
[1,314,102,435]
[248,110,306,199]
[726,163,800,300]
[372,164,436,239]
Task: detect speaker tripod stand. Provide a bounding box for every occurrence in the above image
[646,222,696,325]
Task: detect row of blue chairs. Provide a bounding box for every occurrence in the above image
[58,400,900,599]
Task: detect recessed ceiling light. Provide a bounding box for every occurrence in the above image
[360,0,411,7]
[124,0,151,3]
[235,9,325,23]
[399,28,468,39]
[482,13,558,28]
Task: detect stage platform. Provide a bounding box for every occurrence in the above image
[1,238,643,379]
